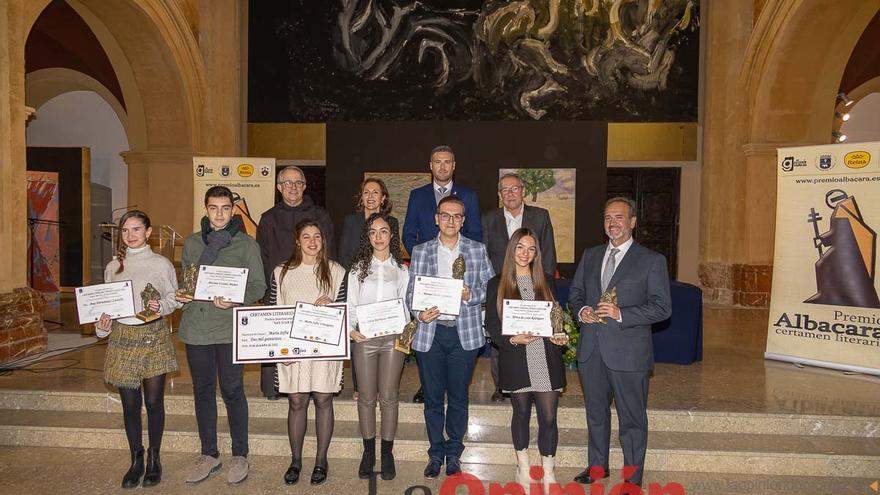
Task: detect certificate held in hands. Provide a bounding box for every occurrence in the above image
[501,299,554,337]
[75,281,137,324]
[410,276,464,316]
[193,265,249,304]
[356,298,408,339]
[290,302,346,346]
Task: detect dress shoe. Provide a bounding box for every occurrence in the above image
[141,447,162,487]
[423,457,443,479]
[380,439,396,480]
[445,455,462,476]
[283,460,302,485]
[359,438,376,479]
[413,388,425,403]
[490,390,506,402]
[310,464,328,485]
[573,466,609,484]
[121,447,145,489]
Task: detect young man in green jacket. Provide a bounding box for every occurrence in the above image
[176,186,266,484]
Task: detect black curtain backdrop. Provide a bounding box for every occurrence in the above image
[325,121,607,278]
[26,146,85,287]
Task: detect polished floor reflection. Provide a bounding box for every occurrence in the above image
[4,304,879,417]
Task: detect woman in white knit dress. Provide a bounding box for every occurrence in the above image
[94,210,180,489]
[266,219,345,486]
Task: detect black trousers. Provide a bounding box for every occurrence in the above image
[186,343,249,457]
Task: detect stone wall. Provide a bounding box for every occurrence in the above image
[0,287,47,364]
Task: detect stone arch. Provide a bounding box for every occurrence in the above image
[739,0,880,145]
[25,68,129,137]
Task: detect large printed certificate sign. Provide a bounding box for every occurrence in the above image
[356,298,408,339]
[766,141,880,376]
[75,281,136,324]
[290,302,346,345]
[233,304,349,364]
[193,265,249,303]
[411,276,463,316]
[501,299,553,336]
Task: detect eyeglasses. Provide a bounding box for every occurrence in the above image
[438,212,465,223]
[499,186,523,195]
[278,180,306,189]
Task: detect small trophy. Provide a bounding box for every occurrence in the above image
[595,287,618,324]
[136,283,162,322]
[550,301,566,339]
[176,263,198,300]
[452,254,466,280]
[394,319,419,354]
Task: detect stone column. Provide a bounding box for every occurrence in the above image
[198,0,243,156]
[121,150,200,237]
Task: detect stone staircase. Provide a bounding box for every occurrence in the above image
[0,389,878,490]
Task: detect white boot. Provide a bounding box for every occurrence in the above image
[542,455,556,492]
[515,449,530,488]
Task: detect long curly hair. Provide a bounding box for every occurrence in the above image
[350,212,404,283]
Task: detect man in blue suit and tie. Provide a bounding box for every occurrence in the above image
[569,197,672,488]
[403,145,482,255]
[406,195,494,479]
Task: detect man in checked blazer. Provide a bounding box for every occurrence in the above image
[406,195,494,479]
[569,197,671,488]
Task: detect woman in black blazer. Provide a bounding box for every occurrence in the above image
[338,178,399,270]
[485,227,568,490]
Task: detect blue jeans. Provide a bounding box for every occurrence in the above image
[415,325,479,460]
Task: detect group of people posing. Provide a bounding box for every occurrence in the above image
[97,145,672,491]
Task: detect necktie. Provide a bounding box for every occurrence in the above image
[601,248,619,292]
[438,186,447,196]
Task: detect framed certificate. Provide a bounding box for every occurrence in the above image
[410,276,464,316]
[75,281,136,324]
[356,298,409,339]
[501,299,553,337]
[290,302,346,346]
[233,304,350,364]
[193,265,249,303]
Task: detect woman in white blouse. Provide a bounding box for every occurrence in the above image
[347,212,410,481]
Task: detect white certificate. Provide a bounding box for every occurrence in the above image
[75,281,136,324]
[290,302,346,346]
[193,265,249,303]
[233,305,350,364]
[501,299,554,337]
[356,298,409,339]
[410,276,464,316]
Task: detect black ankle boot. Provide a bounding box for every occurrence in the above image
[380,439,396,480]
[121,447,145,489]
[142,447,162,487]
[358,438,376,479]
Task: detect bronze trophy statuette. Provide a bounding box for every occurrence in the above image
[452,254,466,280]
[136,283,162,322]
[176,263,198,300]
[583,287,618,324]
[550,301,566,339]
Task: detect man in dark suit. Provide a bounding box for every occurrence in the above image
[481,172,557,401]
[569,197,671,488]
[403,145,482,255]
[403,145,482,404]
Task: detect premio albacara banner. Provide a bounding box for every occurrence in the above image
[192,157,276,238]
[767,141,880,375]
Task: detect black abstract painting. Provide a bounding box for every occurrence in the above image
[249,1,699,122]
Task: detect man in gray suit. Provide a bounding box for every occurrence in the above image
[481,172,557,401]
[569,197,671,487]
